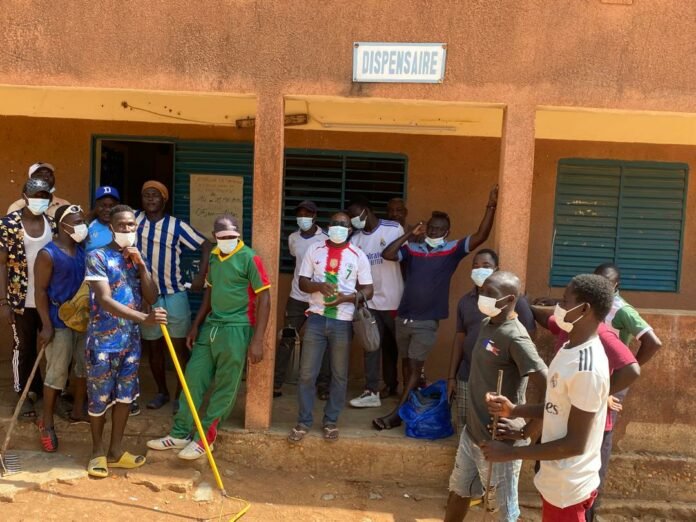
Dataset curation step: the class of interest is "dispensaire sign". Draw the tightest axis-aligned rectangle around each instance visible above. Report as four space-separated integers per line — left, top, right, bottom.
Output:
353 42 447 83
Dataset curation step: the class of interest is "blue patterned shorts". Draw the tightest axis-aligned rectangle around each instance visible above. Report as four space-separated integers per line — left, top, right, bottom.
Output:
86 334 141 417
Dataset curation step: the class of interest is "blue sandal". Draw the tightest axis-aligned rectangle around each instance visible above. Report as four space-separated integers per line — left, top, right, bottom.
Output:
146 393 170 410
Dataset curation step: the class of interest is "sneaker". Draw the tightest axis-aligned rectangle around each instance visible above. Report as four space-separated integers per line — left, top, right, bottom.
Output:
178 439 213 461
349 390 381 408
147 434 192 451
37 419 58 453
129 401 141 417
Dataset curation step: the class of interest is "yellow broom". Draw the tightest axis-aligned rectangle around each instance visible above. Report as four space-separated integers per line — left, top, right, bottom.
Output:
160 324 250 521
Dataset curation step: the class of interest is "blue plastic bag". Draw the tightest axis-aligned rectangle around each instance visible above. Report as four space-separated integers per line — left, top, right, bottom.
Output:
398 379 454 440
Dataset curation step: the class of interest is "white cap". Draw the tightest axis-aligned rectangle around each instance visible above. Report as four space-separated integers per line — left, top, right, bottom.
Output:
28 162 55 178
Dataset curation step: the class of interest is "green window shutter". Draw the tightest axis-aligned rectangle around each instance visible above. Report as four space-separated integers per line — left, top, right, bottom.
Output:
281 150 407 273
550 159 688 292
173 140 254 311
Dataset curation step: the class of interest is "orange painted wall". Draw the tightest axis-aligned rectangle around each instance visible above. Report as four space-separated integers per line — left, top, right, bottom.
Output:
527 139 696 310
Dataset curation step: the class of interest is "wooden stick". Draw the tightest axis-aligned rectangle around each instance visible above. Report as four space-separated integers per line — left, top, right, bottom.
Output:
483 369 504 516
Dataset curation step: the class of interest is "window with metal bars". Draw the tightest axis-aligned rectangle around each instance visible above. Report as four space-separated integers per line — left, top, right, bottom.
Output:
550 158 688 292
280 149 408 272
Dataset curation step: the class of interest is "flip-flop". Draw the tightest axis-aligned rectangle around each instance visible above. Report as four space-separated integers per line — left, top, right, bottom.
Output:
323 424 339 442
87 456 109 478
108 451 146 469
20 399 36 419
372 415 403 431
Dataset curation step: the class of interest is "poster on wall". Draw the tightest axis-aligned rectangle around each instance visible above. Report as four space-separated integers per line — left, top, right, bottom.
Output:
190 174 244 240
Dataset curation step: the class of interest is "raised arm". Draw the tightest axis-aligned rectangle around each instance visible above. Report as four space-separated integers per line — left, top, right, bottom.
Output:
468 185 498 251
530 304 554 330
122 246 158 305
382 222 425 261
34 250 55 347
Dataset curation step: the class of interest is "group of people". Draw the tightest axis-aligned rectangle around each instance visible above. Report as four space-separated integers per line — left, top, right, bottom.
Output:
0 162 663 520
271 189 662 521
0 163 270 477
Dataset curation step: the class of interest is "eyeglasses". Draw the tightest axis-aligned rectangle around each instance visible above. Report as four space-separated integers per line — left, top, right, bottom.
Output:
59 204 83 224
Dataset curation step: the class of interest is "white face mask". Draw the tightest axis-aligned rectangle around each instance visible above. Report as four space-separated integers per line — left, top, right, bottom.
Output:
424 236 445 248
477 294 512 317
471 267 495 287
113 231 136 248
26 198 50 215
65 223 88 243
328 226 349 244
553 303 587 333
217 238 239 254
350 210 367 230
296 217 314 231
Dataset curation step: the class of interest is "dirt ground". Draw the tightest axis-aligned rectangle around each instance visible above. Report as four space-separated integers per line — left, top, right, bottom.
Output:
1 442 537 522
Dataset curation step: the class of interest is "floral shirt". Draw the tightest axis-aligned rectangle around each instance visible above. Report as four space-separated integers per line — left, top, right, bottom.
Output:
0 211 56 314
85 247 144 353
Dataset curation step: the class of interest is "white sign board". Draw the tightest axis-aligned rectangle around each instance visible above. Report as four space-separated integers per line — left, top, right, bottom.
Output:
353 42 447 83
189 174 244 241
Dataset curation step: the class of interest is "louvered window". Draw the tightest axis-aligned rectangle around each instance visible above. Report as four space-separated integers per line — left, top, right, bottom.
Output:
550 159 688 292
281 150 408 272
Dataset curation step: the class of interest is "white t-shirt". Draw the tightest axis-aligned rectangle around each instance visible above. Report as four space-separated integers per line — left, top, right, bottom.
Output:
350 220 404 311
23 217 53 308
534 336 610 509
298 240 373 321
288 227 327 302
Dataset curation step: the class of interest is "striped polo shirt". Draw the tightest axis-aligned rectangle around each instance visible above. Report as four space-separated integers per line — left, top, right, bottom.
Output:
135 211 207 295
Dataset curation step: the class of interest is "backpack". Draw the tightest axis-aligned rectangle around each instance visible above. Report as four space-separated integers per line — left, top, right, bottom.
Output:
58 282 90 333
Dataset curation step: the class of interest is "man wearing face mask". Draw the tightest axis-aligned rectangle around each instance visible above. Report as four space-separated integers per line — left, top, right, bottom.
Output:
136 180 211 413
374 185 498 431
287 212 373 443
84 204 163 477
0 178 56 419
273 200 329 398
87 186 121 252
482 275 614 522
148 215 271 460
34 205 89 451
7 163 70 218
347 196 404 406
447 249 536 430
445 271 547 522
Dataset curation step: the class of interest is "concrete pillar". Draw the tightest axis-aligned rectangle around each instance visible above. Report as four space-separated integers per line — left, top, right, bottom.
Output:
495 105 536 285
245 93 284 430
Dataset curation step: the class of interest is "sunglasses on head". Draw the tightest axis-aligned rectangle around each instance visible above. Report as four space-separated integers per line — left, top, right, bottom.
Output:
59 205 83 224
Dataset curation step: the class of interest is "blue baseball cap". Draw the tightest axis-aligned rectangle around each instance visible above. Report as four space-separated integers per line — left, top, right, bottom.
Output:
95 186 120 201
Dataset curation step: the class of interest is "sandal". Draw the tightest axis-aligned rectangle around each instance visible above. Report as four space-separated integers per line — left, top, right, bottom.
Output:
20 399 36 419
372 415 403 431
287 424 309 443
323 424 339 442
87 456 109 478
146 393 170 410
37 420 58 452
108 451 146 469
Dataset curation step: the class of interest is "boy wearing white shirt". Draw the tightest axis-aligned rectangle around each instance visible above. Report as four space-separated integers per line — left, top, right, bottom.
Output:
273 200 329 397
482 274 612 522
347 197 404 407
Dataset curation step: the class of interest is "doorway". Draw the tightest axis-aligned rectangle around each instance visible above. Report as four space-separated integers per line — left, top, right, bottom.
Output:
95 139 175 211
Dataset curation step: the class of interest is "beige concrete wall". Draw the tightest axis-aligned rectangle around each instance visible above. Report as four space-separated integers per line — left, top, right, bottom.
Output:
1 2 695 113
528 139 696 310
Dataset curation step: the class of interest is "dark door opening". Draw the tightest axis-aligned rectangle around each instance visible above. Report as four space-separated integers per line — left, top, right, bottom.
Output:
98 140 175 211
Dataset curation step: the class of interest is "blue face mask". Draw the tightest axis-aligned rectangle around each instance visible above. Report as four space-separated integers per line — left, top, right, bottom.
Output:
297 217 314 231
471 267 495 287
26 197 50 216
328 226 349 244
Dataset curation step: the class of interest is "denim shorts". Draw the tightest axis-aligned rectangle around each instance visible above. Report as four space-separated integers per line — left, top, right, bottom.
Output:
44 328 86 390
448 429 524 522
141 290 192 340
86 334 141 416
395 317 439 361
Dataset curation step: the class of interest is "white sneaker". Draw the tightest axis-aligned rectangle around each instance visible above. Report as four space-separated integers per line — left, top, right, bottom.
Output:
349 390 381 408
146 434 192 451
178 440 213 461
